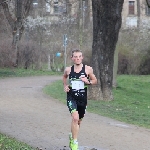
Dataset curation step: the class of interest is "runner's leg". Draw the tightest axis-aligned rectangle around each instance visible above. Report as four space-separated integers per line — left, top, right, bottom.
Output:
71 111 79 140
67 98 79 140
77 104 87 127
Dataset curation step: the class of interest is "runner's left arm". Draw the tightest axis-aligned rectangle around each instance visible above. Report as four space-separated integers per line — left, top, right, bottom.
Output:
88 67 97 85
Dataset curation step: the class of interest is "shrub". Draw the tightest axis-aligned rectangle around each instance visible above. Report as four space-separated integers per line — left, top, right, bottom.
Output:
139 48 150 75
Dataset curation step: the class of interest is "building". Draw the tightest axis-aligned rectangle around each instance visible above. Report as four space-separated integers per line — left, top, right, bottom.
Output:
32 0 150 29
122 0 150 29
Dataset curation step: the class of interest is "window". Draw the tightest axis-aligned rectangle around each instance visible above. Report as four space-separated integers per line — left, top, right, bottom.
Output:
129 1 135 15
53 0 67 14
62 1 67 13
146 6 150 16
58 6 66 13
54 1 58 5
46 0 51 12
146 0 150 7
33 0 38 6
54 0 59 13
54 6 59 13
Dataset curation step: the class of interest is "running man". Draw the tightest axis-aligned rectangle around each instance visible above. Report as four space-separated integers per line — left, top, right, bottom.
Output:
63 49 97 150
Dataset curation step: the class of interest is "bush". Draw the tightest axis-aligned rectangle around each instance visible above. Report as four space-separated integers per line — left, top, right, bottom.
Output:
117 28 150 75
0 39 14 67
139 48 150 75
117 43 143 75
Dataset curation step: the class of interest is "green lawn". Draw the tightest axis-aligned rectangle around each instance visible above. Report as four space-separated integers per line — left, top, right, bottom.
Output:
43 75 150 128
0 68 61 78
0 133 36 150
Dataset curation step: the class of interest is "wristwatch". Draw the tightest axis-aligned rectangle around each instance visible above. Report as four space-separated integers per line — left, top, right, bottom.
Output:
89 80 92 85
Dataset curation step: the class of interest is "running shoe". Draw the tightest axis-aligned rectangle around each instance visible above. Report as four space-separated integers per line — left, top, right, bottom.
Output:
70 141 79 150
69 133 73 148
69 134 79 150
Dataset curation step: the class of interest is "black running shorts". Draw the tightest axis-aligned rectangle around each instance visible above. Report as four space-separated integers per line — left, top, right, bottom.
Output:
67 96 87 119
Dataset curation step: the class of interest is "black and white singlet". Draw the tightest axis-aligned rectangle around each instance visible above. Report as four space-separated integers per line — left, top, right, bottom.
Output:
67 64 88 106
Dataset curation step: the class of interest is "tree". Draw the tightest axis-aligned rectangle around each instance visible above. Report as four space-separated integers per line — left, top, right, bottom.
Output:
89 0 124 101
137 0 141 28
0 0 33 66
1 0 32 45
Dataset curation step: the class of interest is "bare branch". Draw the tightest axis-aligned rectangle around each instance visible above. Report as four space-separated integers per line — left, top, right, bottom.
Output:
1 0 16 29
0 0 10 5
23 0 33 18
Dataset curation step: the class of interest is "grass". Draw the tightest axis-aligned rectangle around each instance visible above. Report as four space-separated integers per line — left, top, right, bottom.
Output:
43 75 150 129
0 133 36 150
0 68 62 78
0 68 62 150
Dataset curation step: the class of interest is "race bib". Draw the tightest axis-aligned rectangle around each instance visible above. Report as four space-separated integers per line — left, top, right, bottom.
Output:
71 80 84 90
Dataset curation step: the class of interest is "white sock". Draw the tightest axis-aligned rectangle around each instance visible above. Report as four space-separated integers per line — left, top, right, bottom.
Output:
73 139 78 144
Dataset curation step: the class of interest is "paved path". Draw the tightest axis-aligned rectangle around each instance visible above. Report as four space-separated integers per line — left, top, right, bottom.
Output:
0 76 150 150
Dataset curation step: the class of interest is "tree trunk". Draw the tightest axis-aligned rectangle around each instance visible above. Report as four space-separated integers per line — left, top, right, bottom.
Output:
78 0 83 49
84 0 90 29
113 45 119 88
90 0 124 101
137 0 141 28
1 0 32 66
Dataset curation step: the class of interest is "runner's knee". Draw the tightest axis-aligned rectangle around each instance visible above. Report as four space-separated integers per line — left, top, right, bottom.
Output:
72 112 79 123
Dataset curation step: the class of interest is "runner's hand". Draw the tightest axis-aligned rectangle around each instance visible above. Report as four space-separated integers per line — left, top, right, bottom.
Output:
79 76 90 84
64 85 70 92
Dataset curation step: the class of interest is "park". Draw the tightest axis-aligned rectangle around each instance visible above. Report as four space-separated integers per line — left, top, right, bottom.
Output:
0 0 150 150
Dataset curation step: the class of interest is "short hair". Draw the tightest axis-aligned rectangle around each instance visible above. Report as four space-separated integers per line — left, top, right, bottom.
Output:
71 49 82 57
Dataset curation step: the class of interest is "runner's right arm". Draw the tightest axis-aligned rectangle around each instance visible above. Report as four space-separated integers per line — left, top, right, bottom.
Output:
63 67 70 92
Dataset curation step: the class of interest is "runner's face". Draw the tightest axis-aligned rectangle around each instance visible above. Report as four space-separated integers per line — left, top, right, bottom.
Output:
72 52 83 65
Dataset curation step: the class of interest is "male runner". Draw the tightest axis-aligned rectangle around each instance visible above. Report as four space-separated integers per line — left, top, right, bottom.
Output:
63 49 97 150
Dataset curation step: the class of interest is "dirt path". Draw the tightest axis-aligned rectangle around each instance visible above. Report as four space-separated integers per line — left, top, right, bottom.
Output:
0 76 150 150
